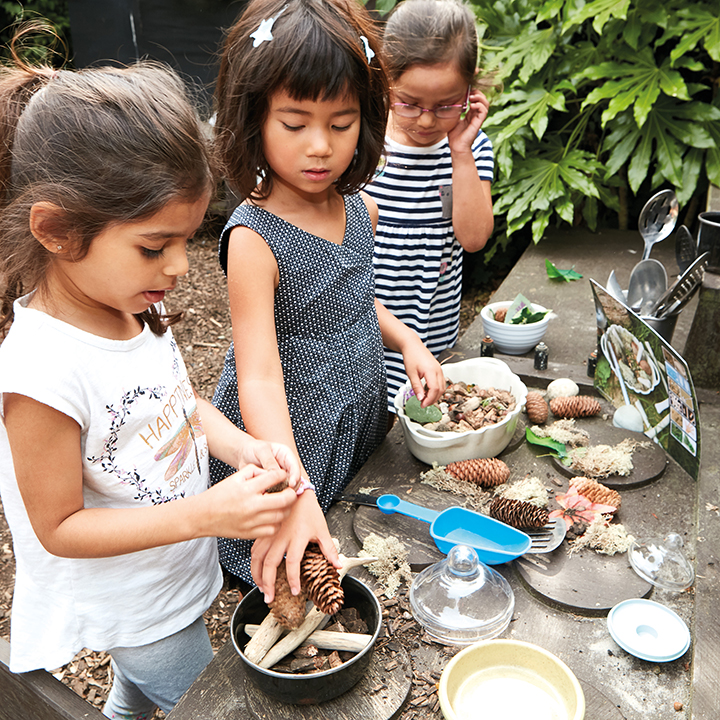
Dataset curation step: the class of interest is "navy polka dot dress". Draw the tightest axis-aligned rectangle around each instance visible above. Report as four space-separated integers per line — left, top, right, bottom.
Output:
210 193 388 583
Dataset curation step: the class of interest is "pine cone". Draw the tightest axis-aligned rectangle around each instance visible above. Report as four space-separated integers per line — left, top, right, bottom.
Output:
489 496 549 529
570 476 621 511
445 457 510 487
269 561 308 629
525 391 549 424
549 396 601 418
300 544 344 616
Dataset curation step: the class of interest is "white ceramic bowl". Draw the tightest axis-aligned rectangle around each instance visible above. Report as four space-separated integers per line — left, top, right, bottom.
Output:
439 639 585 720
393 357 527 465
481 301 551 355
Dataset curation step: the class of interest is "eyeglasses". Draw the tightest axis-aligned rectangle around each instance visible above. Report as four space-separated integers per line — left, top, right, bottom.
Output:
392 86 470 120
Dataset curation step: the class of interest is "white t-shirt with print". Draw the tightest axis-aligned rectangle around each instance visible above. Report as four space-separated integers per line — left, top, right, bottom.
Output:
0 295 222 672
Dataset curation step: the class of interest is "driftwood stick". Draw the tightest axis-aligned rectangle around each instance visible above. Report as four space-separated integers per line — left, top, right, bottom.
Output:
243 614 284 665
256 554 378 670
245 624 372 653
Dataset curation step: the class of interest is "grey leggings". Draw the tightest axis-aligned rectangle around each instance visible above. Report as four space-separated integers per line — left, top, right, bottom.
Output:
102 615 213 719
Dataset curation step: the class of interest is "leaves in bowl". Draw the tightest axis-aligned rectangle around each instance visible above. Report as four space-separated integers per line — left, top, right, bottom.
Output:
505 293 551 325
404 395 442 424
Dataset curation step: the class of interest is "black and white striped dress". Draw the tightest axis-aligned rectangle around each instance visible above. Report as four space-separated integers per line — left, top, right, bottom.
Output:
365 131 494 409
210 194 388 583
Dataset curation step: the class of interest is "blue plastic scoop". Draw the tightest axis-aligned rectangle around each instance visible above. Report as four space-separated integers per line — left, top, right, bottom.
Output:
376 494 531 565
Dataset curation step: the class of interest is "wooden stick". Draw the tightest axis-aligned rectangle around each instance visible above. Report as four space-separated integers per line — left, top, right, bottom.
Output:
257 554 377 670
244 625 372 653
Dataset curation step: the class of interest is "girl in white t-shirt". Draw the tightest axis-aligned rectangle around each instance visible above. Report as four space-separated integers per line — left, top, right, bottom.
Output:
0 34 301 720
365 0 495 410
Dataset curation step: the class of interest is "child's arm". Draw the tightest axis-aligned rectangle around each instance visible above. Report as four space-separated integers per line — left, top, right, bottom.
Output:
374 299 445 408
196 395 301 488
362 192 445 408
447 89 494 253
3 392 299 559
224 224 341 601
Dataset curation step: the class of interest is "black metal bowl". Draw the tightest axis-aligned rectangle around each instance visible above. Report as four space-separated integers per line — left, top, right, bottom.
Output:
230 575 382 705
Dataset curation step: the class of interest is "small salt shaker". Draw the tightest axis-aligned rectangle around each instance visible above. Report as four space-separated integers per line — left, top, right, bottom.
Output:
480 336 494 357
534 341 548 370
587 349 598 377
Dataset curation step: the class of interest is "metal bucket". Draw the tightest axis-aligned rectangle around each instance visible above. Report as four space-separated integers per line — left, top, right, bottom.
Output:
698 211 720 273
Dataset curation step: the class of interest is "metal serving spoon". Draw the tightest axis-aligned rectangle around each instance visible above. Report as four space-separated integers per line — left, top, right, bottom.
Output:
639 189 679 260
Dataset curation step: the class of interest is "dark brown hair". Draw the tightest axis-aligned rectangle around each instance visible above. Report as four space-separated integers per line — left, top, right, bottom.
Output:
215 0 389 201
383 0 479 85
0 27 215 336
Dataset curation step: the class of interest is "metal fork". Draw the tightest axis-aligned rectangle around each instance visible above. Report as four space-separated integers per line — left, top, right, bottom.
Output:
523 518 566 554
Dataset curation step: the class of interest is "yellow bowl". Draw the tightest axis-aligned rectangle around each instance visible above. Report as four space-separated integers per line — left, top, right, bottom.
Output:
439 639 585 720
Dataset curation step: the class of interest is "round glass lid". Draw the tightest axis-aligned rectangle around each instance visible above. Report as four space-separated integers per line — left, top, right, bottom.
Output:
409 544 514 645
627 533 694 591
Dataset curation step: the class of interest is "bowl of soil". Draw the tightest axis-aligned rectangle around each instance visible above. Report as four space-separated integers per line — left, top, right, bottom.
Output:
481 300 551 355
393 357 527 464
231 576 382 704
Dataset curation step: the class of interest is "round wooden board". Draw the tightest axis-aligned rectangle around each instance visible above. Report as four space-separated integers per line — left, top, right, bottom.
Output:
244 641 413 720
550 425 667 489
514 546 652 613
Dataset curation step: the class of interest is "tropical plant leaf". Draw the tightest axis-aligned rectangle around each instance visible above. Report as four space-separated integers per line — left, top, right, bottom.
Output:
545 259 583 281
525 428 567 458
563 0 630 35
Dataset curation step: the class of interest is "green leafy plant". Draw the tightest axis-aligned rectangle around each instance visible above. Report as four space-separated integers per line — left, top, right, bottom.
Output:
475 0 720 250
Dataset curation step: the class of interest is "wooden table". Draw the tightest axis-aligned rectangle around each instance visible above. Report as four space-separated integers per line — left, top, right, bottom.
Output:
168 229 720 720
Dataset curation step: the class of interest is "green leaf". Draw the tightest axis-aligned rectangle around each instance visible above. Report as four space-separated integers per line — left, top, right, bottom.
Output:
545 259 583 281
403 396 442 424
525 428 567 458
563 0 630 35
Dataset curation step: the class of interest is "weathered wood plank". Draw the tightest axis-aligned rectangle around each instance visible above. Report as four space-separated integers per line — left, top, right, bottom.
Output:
0 638 104 720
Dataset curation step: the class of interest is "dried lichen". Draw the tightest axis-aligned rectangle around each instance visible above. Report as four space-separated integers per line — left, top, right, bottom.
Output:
531 418 590 447
568 517 635 555
359 533 413 598
567 438 645 478
494 475 550 508
420 464 492 513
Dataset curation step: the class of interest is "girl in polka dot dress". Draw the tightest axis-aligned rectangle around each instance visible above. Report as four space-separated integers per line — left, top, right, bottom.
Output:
211 0 445 600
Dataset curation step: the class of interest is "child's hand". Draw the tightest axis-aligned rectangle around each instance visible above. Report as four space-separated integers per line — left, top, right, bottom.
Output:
250 491 341 603
236 437 302 490
203 465 297 539
402 339 445 408
447 90 490 155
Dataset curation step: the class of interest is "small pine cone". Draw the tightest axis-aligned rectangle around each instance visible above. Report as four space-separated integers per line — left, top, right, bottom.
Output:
489 496 549 529
570 476 621 511
269 561 308 629
300 543 344 616
525 391 549 424
445 457 510 487
549 395 601 418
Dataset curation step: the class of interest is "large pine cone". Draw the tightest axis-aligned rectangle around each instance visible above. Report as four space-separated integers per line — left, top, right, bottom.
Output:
300 544 344 616
570 477 621 511
489 496 549 529
445 457 510 487
525 391 549 424
549 396 601 418
269 561 308 629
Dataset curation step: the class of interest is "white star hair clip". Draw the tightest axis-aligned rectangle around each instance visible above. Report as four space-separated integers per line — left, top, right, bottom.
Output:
250 4 289 48
360 35 375 64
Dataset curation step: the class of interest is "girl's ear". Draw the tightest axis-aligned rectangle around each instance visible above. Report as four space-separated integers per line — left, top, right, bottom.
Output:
29 201 71 254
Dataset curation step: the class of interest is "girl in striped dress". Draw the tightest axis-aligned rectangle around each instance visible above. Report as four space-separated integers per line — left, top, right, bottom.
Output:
365 0 495 410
